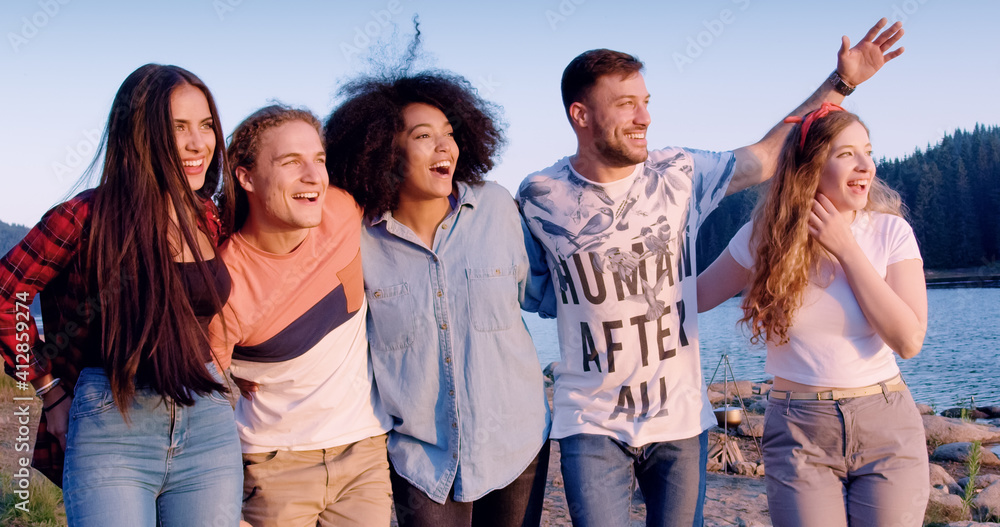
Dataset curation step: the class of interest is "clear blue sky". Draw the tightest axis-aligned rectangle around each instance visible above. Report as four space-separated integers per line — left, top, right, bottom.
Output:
1 0 997 226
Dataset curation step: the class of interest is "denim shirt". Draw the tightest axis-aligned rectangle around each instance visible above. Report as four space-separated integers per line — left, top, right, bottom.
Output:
362 181 552 503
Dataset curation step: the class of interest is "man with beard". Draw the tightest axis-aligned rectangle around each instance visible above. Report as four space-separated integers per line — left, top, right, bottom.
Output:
516 19 904 527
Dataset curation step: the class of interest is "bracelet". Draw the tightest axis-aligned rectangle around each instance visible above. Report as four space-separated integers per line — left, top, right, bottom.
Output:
827 70 856 96
43 391 70 412
35 377 61 397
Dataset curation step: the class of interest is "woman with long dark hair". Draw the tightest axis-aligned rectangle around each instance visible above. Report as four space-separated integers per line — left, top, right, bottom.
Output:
324 72 552 527
0 64 243 525
698 104 929 526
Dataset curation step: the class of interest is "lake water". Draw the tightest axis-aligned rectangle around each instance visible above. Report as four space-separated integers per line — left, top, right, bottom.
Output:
523 287 1000 410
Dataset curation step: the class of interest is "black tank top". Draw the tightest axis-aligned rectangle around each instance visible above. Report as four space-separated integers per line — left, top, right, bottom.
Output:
178 257 232 321
178 258 232 361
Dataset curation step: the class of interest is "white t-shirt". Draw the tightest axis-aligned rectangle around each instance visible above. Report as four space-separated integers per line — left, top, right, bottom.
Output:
518 147 735 446
728 211 922 387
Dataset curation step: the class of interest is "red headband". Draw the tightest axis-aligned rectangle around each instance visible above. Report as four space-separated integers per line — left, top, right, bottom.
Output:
784 101 846 151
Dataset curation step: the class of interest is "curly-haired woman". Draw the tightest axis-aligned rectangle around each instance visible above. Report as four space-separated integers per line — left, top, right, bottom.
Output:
324 72 552 527
697 104 929 526
0 64 243 525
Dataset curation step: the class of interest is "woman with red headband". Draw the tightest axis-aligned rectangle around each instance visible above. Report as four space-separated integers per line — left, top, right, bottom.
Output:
697 104 929 526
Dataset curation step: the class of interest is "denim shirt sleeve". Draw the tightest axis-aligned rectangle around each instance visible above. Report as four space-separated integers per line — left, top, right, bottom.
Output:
520 213 556 318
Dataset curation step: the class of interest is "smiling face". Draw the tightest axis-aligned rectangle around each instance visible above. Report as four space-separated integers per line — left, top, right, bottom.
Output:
817 121 875 216
581 73 651 167
236 120 328 241
396 102 458 204
170 83 217 191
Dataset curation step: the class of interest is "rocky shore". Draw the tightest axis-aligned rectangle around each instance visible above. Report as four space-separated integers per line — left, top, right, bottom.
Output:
533 378 1000 526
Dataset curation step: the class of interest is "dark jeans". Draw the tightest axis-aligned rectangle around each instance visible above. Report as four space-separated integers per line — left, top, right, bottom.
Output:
390 441 550 527
557 431 708 527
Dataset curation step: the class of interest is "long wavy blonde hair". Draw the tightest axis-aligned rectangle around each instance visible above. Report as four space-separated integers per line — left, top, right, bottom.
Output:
741 110 904 345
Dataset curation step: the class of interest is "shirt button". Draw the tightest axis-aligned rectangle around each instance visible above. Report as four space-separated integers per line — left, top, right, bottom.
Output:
453 453 458 459
452 422 458 429
433 256 439 263
449 390 455 396
436 290 443 297
441 224 448 229
373 291 381 298
444 356 452 364
495 268 501 275
440 323 448 330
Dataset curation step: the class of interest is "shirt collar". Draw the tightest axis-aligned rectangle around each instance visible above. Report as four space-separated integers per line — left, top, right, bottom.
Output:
368 181 479 227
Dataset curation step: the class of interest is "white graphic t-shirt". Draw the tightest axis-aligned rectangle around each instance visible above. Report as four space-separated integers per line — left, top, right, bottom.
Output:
517 147 735 445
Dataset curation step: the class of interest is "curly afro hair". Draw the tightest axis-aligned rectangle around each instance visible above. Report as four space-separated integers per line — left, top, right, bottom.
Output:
324 71 505 219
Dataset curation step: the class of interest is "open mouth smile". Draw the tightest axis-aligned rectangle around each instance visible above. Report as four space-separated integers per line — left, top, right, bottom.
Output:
291 192 320 203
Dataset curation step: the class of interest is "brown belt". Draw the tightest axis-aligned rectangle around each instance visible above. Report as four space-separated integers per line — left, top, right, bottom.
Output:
767 375 906 401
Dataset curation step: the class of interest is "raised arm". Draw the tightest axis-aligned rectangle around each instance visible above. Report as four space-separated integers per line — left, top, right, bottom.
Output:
728 18 905 195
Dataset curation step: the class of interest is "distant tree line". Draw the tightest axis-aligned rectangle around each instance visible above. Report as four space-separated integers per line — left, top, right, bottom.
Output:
0 220 29 257
697 124 1000 271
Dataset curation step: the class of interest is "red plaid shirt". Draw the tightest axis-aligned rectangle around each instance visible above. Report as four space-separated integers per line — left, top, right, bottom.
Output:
0 189 223 385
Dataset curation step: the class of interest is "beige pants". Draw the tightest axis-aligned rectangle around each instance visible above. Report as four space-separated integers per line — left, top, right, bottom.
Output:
763 389 929 527
241 434 392 527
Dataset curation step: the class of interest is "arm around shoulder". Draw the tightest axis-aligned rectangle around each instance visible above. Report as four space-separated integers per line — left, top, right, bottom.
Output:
697 248 751 313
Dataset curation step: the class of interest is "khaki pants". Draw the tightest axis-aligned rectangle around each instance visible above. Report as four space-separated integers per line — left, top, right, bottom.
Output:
241 434 392 527
763 389 929 527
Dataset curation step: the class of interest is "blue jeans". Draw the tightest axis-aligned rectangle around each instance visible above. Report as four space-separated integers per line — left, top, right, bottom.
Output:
63 367 244 526
558 431 707 527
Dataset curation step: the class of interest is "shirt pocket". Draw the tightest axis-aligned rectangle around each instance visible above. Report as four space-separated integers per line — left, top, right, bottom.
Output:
366 282 416 351
466 266 519 332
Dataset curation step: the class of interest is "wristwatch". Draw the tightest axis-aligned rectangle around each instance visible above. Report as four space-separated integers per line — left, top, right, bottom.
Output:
827 70 856 96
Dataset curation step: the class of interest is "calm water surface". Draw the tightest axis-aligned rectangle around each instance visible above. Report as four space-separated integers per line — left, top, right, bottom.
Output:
524 288 1000 409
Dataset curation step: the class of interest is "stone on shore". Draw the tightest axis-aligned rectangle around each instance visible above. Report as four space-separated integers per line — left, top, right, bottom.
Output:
931 462 963 495
972 481 1000 521
922 414 1000 445
926 485 971 523
943 408 992 420
932 442 1000 466
958 474 1000 490
916 403 935 415
978 406 1000 419
747 397 769 415
737 415 765 438
707 381 755 399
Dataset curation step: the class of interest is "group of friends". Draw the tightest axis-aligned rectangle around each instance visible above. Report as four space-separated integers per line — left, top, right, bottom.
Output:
1 17 931 527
